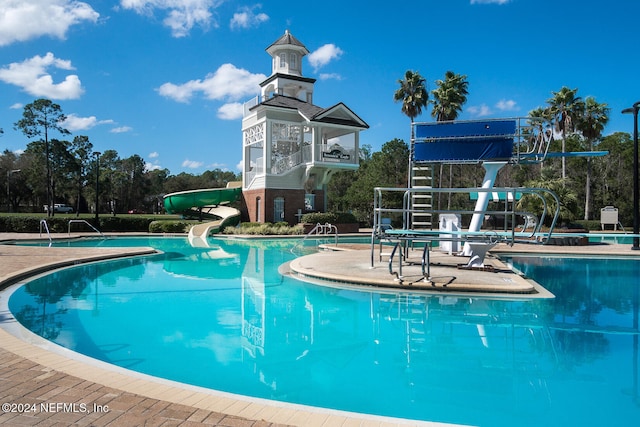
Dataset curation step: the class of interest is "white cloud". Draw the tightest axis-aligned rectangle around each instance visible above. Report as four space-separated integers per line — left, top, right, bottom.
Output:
236 160 243 171
470 0 510 4
158 63 265 104
10 103 23 109
110 126 133 133
119 0 221 37
145 162 162 171
319 73 342 81
496 99 518 112
308 44 343 71
217 102 243 120
467 104 493 117
230 5 269 29
0 0 99 46
63 114 114 131
207 162 228 170
182 159 204 169
0 52 84 100
149 151 159 158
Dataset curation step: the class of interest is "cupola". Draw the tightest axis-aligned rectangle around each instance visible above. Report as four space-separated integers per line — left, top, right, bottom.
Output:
265 29 309 77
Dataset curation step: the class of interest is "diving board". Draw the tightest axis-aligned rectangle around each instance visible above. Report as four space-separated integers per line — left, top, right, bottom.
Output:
414 119 517 163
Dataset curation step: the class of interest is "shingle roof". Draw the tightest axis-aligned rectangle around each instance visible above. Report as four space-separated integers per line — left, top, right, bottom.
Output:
266 30 309 54
259 95 323 119
256 95 369 129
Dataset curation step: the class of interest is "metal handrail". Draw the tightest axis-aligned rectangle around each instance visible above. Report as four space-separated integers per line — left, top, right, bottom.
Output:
39 219 52 247
291 222 338 255
371 186 561 266
68 219 105 238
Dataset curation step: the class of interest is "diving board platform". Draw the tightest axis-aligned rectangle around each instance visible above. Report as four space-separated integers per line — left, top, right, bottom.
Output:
412 117 608 164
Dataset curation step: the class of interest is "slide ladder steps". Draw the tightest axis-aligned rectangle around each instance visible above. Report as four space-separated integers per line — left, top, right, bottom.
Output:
410 164 433 229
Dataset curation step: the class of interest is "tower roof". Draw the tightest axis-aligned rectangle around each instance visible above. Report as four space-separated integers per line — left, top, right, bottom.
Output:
266 30 309 55
253 95 369 129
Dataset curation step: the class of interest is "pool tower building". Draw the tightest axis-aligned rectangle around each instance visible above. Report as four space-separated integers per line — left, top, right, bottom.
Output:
240 30 369 224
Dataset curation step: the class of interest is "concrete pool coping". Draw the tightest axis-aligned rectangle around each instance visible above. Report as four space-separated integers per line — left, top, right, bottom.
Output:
286 239 639 297
1 232 638 426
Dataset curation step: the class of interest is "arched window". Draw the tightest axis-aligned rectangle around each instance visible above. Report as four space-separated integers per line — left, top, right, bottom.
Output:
279 53 286 68
256 197 262 222
290 53 297 70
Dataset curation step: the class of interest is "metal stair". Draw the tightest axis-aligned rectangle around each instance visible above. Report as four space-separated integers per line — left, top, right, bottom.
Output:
410 164 433 229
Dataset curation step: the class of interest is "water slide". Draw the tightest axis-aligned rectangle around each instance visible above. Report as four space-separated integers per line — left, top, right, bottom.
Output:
163 185 242 247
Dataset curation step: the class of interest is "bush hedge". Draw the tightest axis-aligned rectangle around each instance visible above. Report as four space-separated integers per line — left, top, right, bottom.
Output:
222 222 303 235
148 220 192 233
300 212 357 224
0 215 182 233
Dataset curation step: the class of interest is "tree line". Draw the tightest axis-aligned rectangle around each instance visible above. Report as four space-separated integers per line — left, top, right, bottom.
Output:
1 99 239 216
329 71 635 227
2 74 636 227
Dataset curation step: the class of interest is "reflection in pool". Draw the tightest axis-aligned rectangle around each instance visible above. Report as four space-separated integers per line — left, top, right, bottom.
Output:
8 237 640 426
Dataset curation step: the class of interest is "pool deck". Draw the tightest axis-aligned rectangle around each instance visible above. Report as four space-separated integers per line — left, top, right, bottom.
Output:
288 238 638 297
1 232 638 427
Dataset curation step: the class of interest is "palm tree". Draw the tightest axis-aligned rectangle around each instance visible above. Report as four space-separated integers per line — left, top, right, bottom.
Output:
394 70 428 187
430 71 469 208
547 87 583 181
430 71 469 121
576 97 610 220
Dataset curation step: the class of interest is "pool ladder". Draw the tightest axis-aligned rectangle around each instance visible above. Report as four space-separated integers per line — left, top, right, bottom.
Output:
291 222 338 255
39 219 105 247
68 219 105 238
39 219 52 247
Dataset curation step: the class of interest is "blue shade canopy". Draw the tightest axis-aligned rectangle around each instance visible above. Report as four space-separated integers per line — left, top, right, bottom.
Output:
413 119 517 163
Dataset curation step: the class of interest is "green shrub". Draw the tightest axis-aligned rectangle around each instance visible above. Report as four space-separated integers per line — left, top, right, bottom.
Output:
300 212 357 224
222 222 303 235
334 212 357 224
567 220 600 231
0 214 188 233
99 216 154 232
300 212 337 224
148 220 191 233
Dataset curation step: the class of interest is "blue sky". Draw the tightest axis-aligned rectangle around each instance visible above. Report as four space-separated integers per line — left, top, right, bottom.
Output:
1 0 638 175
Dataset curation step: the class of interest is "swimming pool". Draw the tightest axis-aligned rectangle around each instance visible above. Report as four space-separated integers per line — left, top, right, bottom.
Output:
6 236 640 426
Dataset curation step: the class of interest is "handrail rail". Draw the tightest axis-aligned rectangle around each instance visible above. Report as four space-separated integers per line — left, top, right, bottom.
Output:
370 186 561 273
371 186 561 266
68 219 105 238
373 186 558 236
291 222 338 255
39 219 52 247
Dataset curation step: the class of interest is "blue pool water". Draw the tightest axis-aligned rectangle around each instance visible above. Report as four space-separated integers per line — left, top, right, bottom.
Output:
7 237 640 426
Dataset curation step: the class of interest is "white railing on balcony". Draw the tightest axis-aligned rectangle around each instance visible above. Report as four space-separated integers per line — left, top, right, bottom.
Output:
243 96 262 117
245 157 264 186
271 151 302 175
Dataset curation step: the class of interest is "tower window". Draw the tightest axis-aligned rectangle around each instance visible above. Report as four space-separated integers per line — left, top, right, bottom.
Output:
279 53 286 68
290 53 297 69
256 197 262 222
274 197 285 222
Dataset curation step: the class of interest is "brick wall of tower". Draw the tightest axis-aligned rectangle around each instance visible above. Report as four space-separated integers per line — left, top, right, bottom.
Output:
241 188 325 225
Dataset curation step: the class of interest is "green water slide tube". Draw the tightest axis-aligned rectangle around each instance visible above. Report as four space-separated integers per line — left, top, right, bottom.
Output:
163 187 242 214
